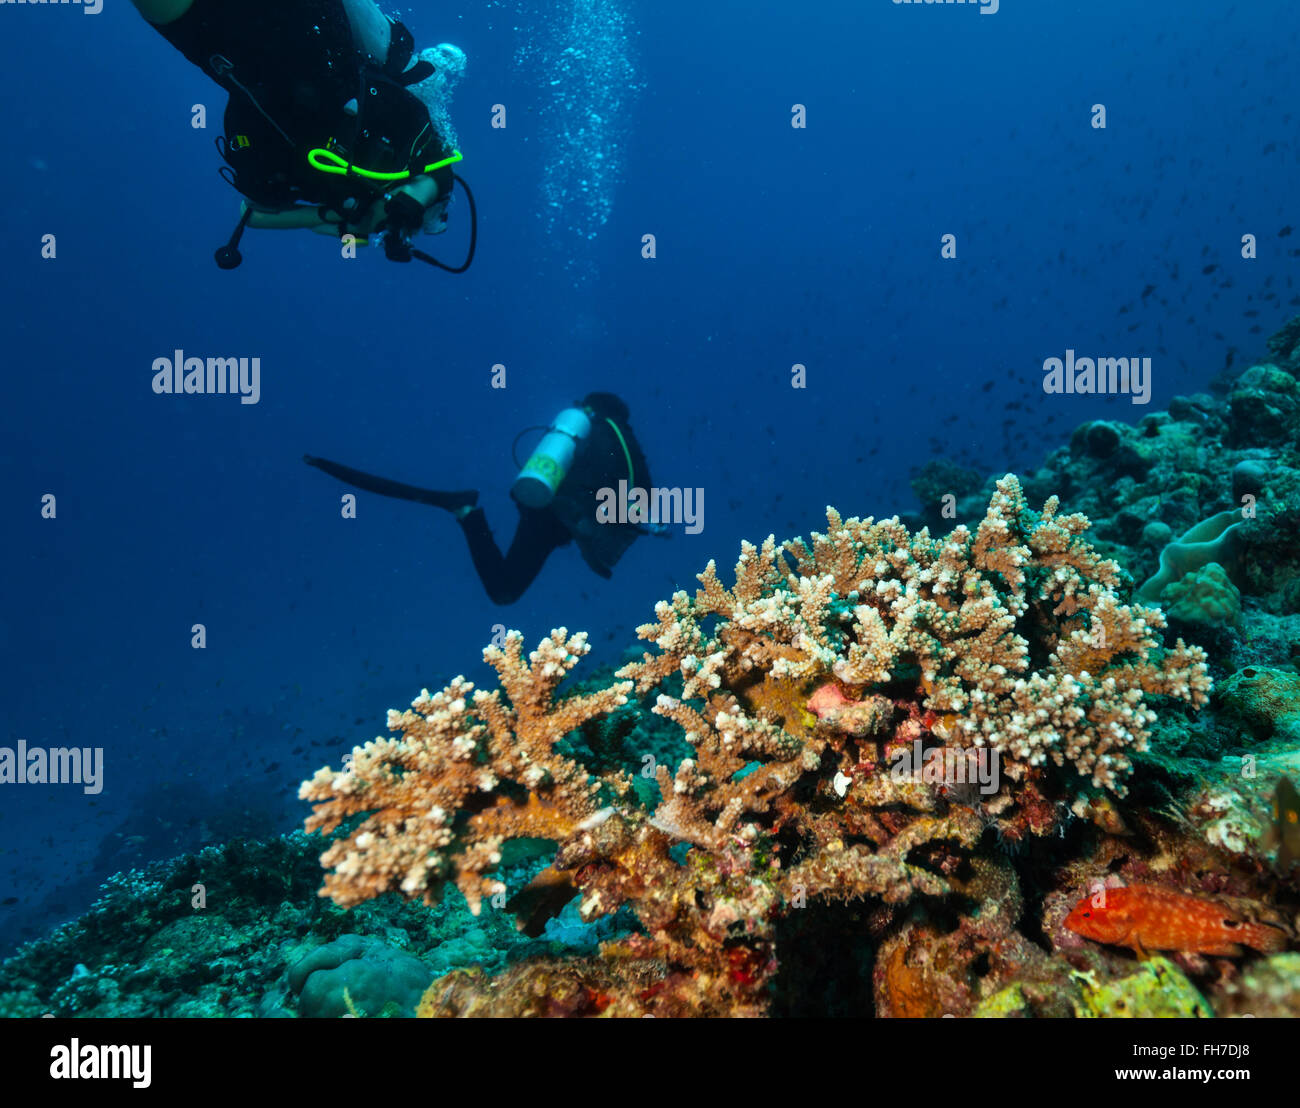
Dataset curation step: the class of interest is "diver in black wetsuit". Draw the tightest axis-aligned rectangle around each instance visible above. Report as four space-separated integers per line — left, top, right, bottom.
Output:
304 393 658 605
129 0 473 271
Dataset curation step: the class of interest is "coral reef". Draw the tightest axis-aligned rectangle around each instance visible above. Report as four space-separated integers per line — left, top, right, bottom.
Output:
299 476 1218 1016
1211 953 1300 1017
0 828 621 1017
15 320 1300 1019
906 333 1300 631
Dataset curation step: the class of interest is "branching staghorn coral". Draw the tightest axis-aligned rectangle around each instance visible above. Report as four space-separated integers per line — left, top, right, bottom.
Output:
300 628 631 914
301 475 1212 1016
626 474 1209 797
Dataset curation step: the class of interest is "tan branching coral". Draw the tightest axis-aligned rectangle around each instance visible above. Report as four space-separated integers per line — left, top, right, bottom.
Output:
621 473 1210 796
302 475 1214 1017
300 628 631 913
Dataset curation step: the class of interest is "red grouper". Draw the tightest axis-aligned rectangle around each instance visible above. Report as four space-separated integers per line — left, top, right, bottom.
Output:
1064 884 1289 957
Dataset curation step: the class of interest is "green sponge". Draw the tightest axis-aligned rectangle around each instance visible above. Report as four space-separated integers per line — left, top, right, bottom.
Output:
1074 957 1212 1018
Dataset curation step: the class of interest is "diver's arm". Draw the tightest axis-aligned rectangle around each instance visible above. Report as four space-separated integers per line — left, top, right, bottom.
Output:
130 0 195 23
242 206 372 242
243 175 441 236
395 176 440 210
349 176 440 235
245 207 334 232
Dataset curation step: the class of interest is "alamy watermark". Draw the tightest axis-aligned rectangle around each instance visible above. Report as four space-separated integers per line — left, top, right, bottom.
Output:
890 738 1000 795
893 0 999 14
596 480 704 534
1 741 103 794
4 0 102 13
50 1039 150 1088
152 350 261 405
1042 349 1151 405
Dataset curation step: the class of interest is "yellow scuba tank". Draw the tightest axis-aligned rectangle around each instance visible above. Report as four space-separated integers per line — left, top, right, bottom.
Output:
511 408 593 509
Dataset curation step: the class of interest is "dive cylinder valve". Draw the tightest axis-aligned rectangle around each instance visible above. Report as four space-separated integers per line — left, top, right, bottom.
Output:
511 408 592 509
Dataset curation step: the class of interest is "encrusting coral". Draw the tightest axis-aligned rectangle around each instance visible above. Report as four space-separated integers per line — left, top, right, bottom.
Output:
300 475 1213 1016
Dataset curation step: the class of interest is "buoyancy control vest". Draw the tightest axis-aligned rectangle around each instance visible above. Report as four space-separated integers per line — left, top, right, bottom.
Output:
161 0 454 223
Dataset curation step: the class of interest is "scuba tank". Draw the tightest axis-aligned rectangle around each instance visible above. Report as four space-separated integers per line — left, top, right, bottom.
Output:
511 408 592 509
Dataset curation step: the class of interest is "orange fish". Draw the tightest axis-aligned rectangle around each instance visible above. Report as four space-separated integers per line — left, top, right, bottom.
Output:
1064 884 1288 957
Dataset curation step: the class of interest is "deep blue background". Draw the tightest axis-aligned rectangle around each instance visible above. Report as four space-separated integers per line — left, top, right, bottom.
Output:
1 0 1297 952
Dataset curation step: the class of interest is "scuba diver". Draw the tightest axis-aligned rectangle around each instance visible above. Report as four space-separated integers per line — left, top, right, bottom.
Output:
304 394 659 605
130 0 474 272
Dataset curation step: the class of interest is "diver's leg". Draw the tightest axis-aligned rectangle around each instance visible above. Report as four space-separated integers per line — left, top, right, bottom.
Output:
130 0 195 23
458 508 570 605
303 456 477 512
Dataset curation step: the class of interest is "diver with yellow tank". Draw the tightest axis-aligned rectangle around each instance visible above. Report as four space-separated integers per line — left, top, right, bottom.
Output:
130 0 474 271
304 394 660 605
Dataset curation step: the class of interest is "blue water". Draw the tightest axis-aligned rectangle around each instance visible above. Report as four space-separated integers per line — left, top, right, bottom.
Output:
1 0 1296 953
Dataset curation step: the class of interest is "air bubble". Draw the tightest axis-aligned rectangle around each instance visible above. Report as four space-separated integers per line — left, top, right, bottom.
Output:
510 0 645 280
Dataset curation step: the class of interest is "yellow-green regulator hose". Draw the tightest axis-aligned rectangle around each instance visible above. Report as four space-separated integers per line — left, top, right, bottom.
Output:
307 148 463 182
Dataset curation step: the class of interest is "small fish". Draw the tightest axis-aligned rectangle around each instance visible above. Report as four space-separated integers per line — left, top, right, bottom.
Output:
506 866 578 938
1267 776 1300 874
1064 885 1288 957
